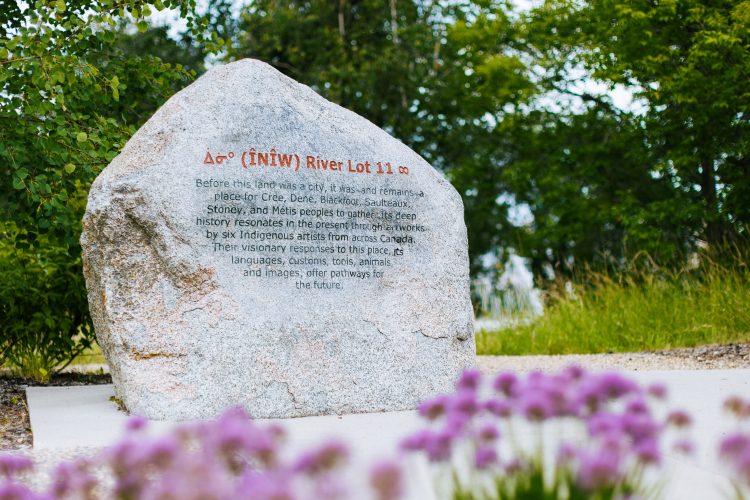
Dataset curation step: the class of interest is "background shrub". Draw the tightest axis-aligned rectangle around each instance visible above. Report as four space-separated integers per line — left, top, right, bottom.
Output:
0 1 205 378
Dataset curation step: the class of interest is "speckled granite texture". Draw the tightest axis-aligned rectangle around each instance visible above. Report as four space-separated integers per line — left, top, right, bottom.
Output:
80 59 475 420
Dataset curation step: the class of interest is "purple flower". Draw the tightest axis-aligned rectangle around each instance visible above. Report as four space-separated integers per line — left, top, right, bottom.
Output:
50 458 96 498
443 411 470 437
311 474 349 500
293 441 349 476
417 395 449 421
0 455 33 478
724 396 750 419
673 439 695 455
720 433 750 488
647 383 668 400
399 370 675 497
265 423 286 441
576 373 640 414
576 448 622 491
596 373 639 400
493 372 519 397
208 407 259 455
400 430 432 452
519 393 552 422
538 378 577 417
246 430 279 467
666 410 692 428
634 439 661 464
720 433 750 460
586 412 625 439
424 430 454 462
0 371 687 500
622 413 661 444
625 398 649 415
563 365 585 381
234 470 294 500
456 369 482 392
142 437 180 469
369 460 403 500
474 446 498 469
484 399 512 418
125 415 148 432
557 443 577 463
476 423 500 443
449 390 480 417
0 481 39 500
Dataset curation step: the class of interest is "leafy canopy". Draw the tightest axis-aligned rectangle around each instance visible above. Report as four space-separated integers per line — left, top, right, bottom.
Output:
0 0 206 378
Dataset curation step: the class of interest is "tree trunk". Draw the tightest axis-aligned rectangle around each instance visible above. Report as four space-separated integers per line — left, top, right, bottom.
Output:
337 0 347 106
338 0 346 37
389 0 400 44
700 156 723 245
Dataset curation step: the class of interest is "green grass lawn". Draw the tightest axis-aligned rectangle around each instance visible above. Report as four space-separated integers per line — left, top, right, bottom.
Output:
477 260 750 355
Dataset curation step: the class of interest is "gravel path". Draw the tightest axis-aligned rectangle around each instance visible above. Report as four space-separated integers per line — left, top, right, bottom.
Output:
478 343 750 374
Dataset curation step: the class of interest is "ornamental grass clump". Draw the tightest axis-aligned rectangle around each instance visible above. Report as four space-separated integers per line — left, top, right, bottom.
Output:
401 368 694 499
0 407 402 500
719 396 750 499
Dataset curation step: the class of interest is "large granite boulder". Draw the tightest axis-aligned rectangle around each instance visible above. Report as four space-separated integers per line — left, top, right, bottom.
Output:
81 59 475 420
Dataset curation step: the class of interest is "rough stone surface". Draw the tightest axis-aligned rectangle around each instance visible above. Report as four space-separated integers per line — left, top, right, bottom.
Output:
80 59 475 420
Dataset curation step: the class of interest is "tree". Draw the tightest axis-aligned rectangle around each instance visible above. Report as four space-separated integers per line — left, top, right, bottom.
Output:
519 0 750 255
451 0 750 278
0 0 203 378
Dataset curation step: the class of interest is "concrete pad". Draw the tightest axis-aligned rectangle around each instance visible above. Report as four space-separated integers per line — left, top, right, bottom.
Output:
27 384 430 496
26 385 176 449
26 369 750 499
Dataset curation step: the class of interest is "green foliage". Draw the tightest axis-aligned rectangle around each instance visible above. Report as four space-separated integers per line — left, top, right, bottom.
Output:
476 253 750 355
500 0 750 275
0 223 92 381
0 0 204 379
457 107 700 277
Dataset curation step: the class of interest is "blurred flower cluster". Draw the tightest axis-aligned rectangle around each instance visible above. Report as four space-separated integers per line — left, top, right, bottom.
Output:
719 395 750 497
0 367 703 499
401 367 693 499
0 407 401 500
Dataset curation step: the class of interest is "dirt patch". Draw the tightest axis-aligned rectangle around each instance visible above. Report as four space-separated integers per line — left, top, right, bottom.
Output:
0 378 31 450
655 342 750 362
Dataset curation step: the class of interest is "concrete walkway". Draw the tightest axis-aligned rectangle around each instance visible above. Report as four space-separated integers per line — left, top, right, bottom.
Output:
26 369 750 499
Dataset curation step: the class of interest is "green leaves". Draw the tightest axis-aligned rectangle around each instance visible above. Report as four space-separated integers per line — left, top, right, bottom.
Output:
472 0 750 276
109 75 119 101
0 0 203 377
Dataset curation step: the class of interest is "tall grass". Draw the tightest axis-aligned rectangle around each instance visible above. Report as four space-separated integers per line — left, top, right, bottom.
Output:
477 251 750 355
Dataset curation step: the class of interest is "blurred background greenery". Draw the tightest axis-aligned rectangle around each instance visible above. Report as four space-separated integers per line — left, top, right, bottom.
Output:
1 0 748 379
